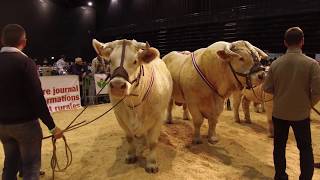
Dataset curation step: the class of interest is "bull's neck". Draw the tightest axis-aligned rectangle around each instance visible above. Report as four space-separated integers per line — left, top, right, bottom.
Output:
197 49 238 98
124 65 152 106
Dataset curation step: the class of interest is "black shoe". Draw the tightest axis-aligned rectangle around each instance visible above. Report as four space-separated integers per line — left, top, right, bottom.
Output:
18 170 45 177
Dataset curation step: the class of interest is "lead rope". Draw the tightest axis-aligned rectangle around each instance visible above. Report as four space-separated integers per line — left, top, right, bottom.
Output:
48 97 125 180
43 73 124 180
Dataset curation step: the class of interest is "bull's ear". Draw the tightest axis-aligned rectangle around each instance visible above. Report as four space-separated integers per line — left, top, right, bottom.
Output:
92 39 113 58
92 39 104 55
217 43 240 61
217 50 230 61
138 47 159 64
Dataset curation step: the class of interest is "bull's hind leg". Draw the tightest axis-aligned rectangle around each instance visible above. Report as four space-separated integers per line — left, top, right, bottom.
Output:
125 135 137 164
182 103 190 120
166 98 174 124
188 106 204 144
145 121 161 173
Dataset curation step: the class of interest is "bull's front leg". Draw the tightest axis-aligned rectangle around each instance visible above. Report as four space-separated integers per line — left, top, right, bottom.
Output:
232 91 242 123
242 97 252 123
182 103 190 120
253 102 260 113
145 122 161 173
166 98 174 124
125 135 137 164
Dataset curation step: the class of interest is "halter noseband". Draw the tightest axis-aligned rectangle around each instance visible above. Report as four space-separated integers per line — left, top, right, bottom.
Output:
110 40 144 86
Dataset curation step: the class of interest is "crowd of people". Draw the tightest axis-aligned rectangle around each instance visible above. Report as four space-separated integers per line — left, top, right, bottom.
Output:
36 54 110 77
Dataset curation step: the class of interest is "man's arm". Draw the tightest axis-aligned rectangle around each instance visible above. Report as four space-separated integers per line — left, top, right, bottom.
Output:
24 59 56 130
310 62 320 106
263 67 274 94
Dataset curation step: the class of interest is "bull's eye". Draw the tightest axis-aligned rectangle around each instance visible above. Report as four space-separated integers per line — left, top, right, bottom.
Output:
133 60 137 65
239 57 244 62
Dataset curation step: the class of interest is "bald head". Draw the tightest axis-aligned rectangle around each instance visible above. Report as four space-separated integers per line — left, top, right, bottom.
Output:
284 27 304 47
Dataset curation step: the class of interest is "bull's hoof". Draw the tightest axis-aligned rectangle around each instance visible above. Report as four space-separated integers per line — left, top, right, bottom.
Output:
244 120 252 124
125 155 137 164
145 164 159 173
208 136 219 144
235 119 241 124
192 138 203 144
166 120 173 124
183 115 190 120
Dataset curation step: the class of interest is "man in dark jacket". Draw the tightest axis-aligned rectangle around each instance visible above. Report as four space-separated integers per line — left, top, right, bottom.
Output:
0 24 63 180
263 27 320 180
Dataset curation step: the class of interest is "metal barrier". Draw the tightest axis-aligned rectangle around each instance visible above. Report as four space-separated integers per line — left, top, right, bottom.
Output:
81 75 109 106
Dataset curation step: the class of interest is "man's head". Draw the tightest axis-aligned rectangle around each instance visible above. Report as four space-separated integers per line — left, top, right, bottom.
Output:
75 57 83 65
1 24 26 50
284 27 304 48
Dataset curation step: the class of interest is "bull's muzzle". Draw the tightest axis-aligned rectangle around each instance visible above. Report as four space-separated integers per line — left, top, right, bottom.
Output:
109 78 128 97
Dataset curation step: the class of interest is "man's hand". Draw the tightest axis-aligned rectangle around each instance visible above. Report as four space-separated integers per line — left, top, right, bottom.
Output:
52 127 64 139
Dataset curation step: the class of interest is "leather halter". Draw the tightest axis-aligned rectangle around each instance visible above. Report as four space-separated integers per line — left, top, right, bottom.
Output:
108 40 154 108
228 44 265 89
110 40 143 86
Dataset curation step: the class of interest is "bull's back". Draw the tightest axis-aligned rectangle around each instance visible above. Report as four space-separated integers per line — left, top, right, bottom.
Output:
163 52 189 102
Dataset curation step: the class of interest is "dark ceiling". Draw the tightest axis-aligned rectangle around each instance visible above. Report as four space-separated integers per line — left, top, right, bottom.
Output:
50 0 96 8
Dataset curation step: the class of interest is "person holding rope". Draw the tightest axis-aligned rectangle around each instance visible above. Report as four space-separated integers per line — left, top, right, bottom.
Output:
0 24 63 180
263 27 320 180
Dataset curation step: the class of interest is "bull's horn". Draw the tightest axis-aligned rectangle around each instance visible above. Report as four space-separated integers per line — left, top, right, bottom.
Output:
243 41 268 60
225 43 240 57
253 46 268 60
146 41 150 49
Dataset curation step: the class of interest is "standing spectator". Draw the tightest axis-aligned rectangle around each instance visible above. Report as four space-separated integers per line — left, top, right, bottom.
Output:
69 57 89 78
91 55 109 74
55 54 68 75
0 24 63 180
263 27 320 180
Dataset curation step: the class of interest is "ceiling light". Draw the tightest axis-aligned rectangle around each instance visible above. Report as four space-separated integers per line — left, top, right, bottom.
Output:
88 1 93 6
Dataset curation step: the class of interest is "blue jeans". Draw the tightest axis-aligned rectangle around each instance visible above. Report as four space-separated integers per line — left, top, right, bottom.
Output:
0 120 43 180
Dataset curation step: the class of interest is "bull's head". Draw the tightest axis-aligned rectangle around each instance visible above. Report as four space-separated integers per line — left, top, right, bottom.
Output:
92 39 159 98
216 40 268 89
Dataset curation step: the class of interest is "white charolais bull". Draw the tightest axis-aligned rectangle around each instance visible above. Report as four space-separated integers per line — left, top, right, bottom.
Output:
164 40 268 144
232 85 274 137
92 39 173 173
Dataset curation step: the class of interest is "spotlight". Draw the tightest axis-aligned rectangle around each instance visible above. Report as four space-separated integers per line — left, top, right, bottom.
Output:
88 1 93 6
51 57 54 60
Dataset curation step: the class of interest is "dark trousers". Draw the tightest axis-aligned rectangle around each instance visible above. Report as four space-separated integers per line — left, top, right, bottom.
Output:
272 117 314 180
0 120 43 180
